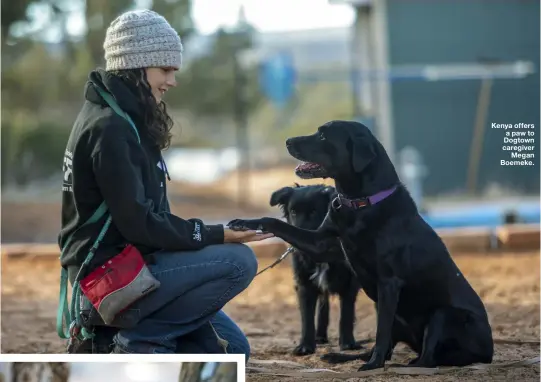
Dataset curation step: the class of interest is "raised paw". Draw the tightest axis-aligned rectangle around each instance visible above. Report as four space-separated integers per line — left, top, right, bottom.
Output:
226 219 263 231
292 343 316 356
340 340 365 351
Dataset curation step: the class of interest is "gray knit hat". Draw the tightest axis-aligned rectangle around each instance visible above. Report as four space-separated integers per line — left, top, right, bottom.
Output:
103 9 183 71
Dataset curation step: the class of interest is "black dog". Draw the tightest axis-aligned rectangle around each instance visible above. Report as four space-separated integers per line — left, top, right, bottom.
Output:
228 120 494 371
270 184 365 355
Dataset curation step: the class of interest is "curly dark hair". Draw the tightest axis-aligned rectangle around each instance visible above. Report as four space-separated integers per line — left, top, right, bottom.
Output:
110 68 174 150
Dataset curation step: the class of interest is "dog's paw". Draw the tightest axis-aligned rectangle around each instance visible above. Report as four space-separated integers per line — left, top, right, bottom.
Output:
358 361 384 372
358 350 373 362
320 352 345 364
226 219 263 231
406 357 436 368
292 344 316 356
315 336 329 345
320 352 360 364
340 340 365 351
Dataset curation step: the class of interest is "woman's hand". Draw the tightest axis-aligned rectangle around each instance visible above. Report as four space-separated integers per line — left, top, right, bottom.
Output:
223 228 274 243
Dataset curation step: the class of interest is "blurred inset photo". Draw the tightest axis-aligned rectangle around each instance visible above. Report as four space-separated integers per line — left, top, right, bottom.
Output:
0 361 239 382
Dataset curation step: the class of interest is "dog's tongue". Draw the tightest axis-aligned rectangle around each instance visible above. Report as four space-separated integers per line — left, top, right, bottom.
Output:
295 162 307 171
295 162 319 171
295 161 317 171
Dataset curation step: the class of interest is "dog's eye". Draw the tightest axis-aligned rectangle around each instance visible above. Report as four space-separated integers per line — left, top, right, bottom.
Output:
290 210 296 216
319 133 326 141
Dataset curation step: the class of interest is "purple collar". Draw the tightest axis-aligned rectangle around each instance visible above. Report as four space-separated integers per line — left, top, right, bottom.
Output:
331 185 398 211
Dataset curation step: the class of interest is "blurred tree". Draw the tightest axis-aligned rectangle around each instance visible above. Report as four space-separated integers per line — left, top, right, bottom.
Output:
208 363 237 381
85 0 133 67
178 362 205 381
170 9 263 117
151 0 195 41
178 362 236 382
11 362 70 382
0 0 33 42
1 0 58 67
1 0 69 49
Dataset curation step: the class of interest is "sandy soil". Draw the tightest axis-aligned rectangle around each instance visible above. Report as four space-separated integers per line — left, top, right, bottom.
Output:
1 250 539 381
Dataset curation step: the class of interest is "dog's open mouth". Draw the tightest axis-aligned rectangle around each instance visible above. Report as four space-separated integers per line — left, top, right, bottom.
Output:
295 161 328 179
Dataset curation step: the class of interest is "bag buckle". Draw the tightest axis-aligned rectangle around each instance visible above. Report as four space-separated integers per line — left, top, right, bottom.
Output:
69 321 81 339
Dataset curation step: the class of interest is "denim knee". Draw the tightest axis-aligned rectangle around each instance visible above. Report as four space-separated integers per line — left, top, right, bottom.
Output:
240 335 251 363
230 331 251 362
228 244 258 288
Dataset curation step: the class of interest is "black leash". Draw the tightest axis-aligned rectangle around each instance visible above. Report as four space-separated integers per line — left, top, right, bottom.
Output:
255 246 295 277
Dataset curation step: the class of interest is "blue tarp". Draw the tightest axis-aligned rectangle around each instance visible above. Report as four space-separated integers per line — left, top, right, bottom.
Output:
421 201 540 229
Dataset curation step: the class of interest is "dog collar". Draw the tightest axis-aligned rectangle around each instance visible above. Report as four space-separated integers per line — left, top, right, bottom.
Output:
331 185 398 211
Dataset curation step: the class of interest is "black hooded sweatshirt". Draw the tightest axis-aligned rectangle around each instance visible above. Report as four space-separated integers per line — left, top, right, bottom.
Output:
58 69 225 283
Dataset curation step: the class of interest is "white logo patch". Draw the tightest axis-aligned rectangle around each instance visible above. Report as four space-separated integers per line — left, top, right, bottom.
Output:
62 149 73 192
193 222 202 242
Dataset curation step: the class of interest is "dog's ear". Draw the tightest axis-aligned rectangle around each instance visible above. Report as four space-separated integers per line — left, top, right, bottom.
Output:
351 135 376 173
270 186 294 207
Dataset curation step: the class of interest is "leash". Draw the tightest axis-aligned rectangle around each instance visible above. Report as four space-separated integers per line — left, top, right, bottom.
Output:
255 246 295 277
209 321 230 354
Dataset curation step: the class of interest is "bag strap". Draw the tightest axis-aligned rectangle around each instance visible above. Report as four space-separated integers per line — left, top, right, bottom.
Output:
56 202 108 338
56 86 141 340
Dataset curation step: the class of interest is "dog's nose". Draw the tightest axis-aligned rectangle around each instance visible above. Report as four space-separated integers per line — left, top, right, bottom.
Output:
286 138 292 147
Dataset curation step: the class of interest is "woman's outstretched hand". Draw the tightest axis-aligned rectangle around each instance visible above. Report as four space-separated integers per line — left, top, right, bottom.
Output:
223 228 274 243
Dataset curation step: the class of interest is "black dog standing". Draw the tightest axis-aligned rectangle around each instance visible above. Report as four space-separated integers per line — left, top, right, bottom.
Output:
270 184 364 355
229 120 494 371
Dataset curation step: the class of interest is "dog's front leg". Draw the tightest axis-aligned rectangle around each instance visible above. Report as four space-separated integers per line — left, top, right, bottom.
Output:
293 284 319 355
359 277 403 371
228 217 336 256
338 289 363 350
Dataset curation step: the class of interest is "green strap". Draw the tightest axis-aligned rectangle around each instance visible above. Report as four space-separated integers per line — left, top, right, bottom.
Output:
56 201 108 339
96 87 141 143
56 87 141 341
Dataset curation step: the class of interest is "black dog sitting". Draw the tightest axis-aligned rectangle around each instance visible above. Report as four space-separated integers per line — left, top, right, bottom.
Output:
228 120 494 371
270 184 364 355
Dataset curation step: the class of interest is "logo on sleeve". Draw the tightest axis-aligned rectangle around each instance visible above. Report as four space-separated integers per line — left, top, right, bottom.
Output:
193 222 202 242
62 149 73 192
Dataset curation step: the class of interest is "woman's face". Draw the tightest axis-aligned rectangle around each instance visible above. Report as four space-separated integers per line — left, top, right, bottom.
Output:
145 67 178 103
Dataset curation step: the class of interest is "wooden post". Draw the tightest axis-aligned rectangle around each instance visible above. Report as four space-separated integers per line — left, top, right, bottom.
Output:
467 77 493 194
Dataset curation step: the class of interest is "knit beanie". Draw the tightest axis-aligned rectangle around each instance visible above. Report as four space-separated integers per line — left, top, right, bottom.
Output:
103 9 183 71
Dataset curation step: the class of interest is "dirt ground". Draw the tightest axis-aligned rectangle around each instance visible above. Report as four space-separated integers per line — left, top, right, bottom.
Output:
1 249 539 381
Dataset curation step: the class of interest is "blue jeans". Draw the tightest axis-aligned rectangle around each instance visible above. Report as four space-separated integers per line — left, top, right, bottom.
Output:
112 243 258 359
